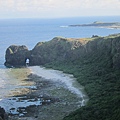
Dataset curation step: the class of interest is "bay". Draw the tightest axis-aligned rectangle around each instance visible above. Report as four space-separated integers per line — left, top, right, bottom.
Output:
0 16 120 117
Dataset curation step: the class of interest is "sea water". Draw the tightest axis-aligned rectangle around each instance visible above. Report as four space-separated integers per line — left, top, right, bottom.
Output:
0 16 120 65
0 16 120 113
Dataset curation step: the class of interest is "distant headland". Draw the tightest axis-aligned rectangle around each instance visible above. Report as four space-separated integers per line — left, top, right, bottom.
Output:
69 21 120 29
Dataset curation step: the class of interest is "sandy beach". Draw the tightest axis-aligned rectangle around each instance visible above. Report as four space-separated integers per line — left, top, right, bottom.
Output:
1 66 88 120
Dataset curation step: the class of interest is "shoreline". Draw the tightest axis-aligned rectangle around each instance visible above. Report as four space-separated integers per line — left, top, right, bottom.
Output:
69 22 120 29
69 25 120 29
1 66 88 120
29 66 88 105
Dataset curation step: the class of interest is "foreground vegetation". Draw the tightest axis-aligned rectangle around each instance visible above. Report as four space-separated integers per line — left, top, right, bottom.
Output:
44 34 120 120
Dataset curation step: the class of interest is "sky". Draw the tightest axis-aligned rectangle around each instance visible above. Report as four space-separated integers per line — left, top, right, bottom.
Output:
0 0 120 19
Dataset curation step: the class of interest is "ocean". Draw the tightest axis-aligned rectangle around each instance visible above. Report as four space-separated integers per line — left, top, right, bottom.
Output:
0 16 120 114
0 16 120 66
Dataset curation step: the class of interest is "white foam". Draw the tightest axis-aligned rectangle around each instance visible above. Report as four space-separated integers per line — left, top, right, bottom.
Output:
60 26 69 28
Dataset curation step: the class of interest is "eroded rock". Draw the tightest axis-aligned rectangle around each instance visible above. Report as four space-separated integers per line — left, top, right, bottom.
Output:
4 45 29 67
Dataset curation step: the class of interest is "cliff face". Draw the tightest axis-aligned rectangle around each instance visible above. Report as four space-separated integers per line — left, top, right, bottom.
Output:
4 34 120 69
84 34 120 69
29 37 88 65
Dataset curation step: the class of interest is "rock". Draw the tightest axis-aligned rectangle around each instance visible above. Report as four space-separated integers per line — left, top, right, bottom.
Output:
4 34 120 70
4 45 29 67
29 37 87 65
0 107 5 120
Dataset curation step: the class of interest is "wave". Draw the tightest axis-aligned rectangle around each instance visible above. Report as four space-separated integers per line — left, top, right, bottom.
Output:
60 25 69 28
0 69 7 88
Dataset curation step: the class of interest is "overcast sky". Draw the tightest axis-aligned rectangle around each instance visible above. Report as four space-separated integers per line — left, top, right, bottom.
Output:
0 0 120 18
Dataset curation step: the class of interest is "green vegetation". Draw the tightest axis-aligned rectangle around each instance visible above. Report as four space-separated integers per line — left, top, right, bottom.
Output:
44 34 120 120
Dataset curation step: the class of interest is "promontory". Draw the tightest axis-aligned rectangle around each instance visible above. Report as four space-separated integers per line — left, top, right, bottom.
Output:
69 21 120 29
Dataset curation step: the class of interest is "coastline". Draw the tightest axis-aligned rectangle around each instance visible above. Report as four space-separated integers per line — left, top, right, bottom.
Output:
2 66 88 120
69 22 120 29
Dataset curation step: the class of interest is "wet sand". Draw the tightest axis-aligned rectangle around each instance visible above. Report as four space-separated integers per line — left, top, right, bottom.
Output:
2 66 88 120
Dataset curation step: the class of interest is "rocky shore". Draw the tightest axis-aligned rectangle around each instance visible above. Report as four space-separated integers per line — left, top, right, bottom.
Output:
1 66 87 120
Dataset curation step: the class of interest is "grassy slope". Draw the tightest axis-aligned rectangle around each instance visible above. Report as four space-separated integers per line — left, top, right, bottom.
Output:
44 34 120 120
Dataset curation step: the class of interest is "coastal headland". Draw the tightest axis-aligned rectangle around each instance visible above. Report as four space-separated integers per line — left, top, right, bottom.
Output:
69 21 120 29
3 33 120 120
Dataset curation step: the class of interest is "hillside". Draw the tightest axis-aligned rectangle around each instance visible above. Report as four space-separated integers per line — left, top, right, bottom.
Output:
5 37 90 66
44 34 120 120
5 33 120 120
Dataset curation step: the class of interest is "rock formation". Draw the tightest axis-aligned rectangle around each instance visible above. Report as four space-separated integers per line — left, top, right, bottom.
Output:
29 37 87 65
4 34 120 69
4 45 29 67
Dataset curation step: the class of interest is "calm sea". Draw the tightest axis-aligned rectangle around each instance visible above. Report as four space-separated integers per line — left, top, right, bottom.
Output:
0 16 120 66
0 16 120 100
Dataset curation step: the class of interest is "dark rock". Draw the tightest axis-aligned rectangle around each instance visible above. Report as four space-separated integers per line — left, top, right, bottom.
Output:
92 35 99 38
4 45 29 67
0 107 5 120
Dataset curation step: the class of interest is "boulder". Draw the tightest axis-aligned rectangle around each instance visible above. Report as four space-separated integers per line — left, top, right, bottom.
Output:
4 45 29 67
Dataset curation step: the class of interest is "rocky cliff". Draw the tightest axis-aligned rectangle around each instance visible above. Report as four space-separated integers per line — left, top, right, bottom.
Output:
4 45 29 67
5 34 120 69
29 37 88 65
4 37 89 66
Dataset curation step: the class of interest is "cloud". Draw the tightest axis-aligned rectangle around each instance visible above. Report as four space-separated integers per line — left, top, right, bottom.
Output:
0 0 120 18
0 0 14 11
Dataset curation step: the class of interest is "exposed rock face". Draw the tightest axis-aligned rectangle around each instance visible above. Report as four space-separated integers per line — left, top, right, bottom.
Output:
86 34 120 69
4 45 29 67
29 37 87 65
